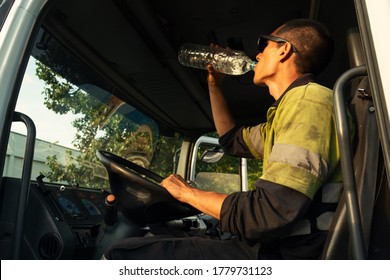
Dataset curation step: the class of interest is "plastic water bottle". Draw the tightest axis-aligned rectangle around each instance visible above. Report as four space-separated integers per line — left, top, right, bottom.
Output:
178 43 256 75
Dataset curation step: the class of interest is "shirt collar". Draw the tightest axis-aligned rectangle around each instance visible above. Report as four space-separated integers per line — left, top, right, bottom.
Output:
273 73 315 106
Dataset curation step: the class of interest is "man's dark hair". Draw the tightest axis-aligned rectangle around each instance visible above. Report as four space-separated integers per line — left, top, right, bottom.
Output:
276 18 334 75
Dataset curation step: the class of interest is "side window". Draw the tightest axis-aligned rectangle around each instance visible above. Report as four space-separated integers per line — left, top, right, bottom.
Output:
5 57 73 182
189 136 264 193
191 136 241 194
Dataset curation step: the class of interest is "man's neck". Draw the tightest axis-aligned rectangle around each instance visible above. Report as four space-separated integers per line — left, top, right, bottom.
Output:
267 71 302 100
270 73 315 105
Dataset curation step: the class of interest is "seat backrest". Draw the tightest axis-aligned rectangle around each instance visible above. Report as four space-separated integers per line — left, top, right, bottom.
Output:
321 28 381 259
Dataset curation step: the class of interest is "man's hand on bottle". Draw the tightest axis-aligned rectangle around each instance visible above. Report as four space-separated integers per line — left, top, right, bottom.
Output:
207 64 225 88
207 44 226 87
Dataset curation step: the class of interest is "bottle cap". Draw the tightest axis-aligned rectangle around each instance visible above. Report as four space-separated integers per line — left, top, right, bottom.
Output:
250 61 257 71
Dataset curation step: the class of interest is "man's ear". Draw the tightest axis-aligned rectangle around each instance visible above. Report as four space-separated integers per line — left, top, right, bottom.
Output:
278 43 293 62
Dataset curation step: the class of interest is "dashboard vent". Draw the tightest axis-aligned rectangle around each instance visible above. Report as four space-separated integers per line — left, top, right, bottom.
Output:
39 233 62 259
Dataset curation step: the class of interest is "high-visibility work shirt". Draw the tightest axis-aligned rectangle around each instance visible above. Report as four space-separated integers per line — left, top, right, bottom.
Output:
219 74 344 257
244 80 341 198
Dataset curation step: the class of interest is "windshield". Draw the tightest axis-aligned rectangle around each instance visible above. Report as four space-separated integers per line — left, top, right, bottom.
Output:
6 28 182 189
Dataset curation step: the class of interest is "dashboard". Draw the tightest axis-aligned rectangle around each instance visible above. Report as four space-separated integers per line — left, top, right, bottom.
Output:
51 187 105 219
22 180 109 259
1 176 222 260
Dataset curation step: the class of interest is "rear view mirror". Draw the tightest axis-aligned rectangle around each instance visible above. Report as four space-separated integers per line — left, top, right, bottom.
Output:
200 147 224 163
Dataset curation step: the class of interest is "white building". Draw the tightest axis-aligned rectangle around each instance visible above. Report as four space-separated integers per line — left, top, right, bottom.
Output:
3 131 79 181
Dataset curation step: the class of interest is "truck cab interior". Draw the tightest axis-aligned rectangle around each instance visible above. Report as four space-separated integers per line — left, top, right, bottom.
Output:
0 0 389 260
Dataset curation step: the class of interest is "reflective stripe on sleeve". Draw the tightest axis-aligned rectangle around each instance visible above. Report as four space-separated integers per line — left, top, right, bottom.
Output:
268 143 329 181
242 124 264 159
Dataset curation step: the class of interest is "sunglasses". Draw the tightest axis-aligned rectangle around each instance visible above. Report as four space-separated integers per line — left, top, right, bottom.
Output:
257 34 299 53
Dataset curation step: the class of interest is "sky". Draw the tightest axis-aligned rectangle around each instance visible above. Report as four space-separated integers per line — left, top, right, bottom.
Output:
11 57 78 149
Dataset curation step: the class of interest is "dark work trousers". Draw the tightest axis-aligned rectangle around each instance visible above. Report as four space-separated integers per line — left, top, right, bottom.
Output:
104 235 260 260
104 230 327 260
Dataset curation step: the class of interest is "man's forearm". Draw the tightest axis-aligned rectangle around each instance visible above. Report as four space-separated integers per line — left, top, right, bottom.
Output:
208 85 236 136
161 174 228 220
207 65 236 136
183 187 228 220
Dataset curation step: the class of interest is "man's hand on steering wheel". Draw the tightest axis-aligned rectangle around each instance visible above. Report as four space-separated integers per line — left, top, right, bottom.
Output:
161 174 195 203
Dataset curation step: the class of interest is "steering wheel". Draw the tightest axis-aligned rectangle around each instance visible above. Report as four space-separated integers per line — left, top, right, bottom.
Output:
96 150 199 226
